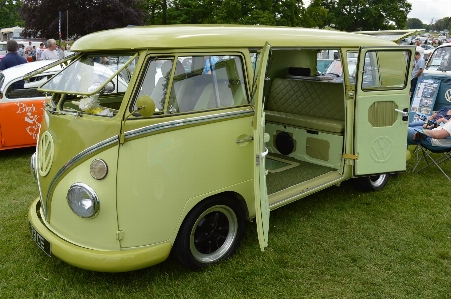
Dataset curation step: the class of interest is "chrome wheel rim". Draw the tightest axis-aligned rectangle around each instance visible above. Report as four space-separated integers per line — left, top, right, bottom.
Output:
189 205 238 263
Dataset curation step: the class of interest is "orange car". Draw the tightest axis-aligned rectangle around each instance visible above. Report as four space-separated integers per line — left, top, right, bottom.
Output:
0 60 61 150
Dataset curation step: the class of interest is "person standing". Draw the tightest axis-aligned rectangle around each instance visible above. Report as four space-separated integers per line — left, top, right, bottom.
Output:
41 39 59 60
57 46 65 59
18 44 25 57
25 41 33 61
31 46 37 61
0 40 27 89
36 43 44 61
410 51 425 103
0 40 27 71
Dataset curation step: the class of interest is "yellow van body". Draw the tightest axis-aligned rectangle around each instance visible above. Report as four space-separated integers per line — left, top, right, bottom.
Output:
28 25 414 272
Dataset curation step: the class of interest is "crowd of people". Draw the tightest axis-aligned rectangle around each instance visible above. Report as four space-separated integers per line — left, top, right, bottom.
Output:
3 38 71 64
0 39 72 71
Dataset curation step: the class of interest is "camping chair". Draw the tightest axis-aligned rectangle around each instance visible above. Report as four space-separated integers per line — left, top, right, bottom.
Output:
412 130 451 181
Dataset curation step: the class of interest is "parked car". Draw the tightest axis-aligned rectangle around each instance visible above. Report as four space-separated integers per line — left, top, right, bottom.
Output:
420 43 451 111
0 60 63 150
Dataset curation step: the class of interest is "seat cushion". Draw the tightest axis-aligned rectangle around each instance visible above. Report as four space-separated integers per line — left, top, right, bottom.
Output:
266 110 345 133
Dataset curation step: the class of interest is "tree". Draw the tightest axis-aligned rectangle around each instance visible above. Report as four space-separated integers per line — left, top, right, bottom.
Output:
0 0 24 29
321 0 412 32
20 0 146 39
433 17 450 32
406 18 424 29
303 0 328 28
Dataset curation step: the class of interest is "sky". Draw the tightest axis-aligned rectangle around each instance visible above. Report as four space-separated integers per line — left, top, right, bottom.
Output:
407 0 451 24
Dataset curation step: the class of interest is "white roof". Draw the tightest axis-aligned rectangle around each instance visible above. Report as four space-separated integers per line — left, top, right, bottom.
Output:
1 60 62 92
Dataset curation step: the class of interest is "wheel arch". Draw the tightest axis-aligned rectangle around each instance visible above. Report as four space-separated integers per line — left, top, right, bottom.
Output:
171 191 250 244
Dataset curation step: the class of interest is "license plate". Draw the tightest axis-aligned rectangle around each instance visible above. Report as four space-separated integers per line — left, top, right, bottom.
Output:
29 221 51 257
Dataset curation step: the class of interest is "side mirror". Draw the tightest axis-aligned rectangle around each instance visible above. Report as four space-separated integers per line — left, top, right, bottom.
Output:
136 95 156 117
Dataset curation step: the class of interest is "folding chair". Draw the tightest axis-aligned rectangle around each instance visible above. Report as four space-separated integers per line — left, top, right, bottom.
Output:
412 130 451 180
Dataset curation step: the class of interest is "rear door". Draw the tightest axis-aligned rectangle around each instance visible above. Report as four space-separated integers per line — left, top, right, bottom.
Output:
354 47 413 175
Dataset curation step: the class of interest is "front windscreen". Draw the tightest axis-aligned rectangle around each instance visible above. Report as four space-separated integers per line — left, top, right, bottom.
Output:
39 54 137 95
426 46 451 71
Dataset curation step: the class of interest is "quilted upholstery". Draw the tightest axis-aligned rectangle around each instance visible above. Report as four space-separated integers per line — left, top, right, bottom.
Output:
266 78 345 133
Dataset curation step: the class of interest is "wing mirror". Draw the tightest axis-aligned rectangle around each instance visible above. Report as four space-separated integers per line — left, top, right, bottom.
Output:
136 95 156 117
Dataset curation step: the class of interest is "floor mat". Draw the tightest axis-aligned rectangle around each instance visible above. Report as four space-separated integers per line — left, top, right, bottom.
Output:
266 154 336 194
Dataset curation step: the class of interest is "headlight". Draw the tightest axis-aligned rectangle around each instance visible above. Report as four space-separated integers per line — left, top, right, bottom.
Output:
30 152 37 181
67 183 100 218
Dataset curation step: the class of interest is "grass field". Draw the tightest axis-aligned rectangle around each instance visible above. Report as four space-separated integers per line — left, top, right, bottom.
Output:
1 146 451 298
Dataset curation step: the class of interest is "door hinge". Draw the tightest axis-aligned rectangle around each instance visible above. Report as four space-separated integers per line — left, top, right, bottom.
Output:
342 153 358 160
116 230 124 241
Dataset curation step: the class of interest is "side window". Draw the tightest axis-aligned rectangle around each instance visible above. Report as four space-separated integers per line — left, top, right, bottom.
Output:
361 50 411 90
171 55 248 113
134 55 248 116
7 75 50 99
137 58 174 112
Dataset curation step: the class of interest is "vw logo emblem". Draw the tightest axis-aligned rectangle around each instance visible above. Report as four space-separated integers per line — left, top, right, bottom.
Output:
445 89 451 103
370 136 393 163
38 131 54 177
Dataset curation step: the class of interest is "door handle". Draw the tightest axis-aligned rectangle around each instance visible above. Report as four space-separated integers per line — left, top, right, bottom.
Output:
395 108 409 121
395 109 408 117
236 136 254 143
261 147 269 158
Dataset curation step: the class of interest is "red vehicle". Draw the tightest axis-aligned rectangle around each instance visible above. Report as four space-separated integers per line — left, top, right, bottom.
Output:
0 60 61 150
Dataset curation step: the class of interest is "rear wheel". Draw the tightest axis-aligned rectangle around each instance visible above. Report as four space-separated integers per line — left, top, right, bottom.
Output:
172 196 245 270
353 173 389 192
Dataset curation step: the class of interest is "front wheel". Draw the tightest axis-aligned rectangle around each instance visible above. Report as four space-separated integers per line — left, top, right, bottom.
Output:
353 173 389 192
172 196 245 270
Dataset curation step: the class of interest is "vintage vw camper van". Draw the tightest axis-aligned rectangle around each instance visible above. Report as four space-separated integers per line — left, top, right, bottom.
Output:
420 43 451 111
28 25 413 272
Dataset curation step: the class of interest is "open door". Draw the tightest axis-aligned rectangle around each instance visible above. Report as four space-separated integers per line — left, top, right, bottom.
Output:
252 42 271 251
354 46 413 175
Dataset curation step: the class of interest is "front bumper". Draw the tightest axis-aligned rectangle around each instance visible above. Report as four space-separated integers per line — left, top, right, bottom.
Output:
28 197 172 272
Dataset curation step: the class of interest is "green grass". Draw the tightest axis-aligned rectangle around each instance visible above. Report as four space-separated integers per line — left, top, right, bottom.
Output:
1 146 451 298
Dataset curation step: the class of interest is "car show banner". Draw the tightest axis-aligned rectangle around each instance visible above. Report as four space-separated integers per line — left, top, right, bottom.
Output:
410 78 441 123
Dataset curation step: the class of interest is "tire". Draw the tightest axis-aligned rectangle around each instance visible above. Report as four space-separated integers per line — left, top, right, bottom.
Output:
172 196 245 270
353 173 389 192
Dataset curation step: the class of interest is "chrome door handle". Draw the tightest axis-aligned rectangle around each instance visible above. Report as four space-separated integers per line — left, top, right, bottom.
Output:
395 109 408 117
236 136 254 143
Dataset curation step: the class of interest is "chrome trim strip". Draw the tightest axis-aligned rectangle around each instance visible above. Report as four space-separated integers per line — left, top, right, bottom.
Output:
269 174 344 209
44 135 119 220
124 109 254 140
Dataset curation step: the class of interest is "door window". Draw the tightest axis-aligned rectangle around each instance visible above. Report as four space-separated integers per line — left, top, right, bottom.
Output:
134 55 248 115
361 50 411 90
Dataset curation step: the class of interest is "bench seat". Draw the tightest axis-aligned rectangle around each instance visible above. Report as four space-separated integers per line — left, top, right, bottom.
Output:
265 78 345 134
265 110 345 133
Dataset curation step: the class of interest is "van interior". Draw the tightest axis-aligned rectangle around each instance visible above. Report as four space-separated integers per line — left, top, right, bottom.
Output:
262 49 346 202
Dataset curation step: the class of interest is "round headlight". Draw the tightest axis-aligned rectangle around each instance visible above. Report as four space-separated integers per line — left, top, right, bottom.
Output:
67 183 100 218
30 152 37 181
90 159 108 180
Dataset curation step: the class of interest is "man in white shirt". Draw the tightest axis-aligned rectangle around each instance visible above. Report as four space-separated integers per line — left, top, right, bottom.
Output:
41 39 59 60
36 43 44 60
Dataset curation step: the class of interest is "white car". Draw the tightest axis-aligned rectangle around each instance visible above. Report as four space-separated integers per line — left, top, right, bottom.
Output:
0 60 62 150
